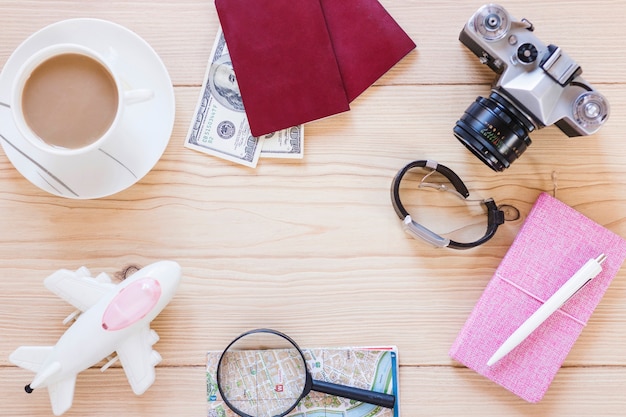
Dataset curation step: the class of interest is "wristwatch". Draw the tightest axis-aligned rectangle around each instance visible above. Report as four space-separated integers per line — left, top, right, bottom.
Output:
391 160 505 249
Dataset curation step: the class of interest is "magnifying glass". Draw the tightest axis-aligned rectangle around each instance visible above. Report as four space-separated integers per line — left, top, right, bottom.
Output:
216 329 396 417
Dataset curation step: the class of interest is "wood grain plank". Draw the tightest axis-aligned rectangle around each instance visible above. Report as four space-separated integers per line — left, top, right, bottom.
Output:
1 1 626 416
0 1 622 86
2 366 626 416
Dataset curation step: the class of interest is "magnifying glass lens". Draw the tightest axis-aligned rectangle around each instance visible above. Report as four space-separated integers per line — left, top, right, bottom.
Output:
217 331 307 417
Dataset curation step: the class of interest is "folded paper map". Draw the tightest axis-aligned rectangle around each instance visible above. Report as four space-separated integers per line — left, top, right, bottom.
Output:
207 346 399 417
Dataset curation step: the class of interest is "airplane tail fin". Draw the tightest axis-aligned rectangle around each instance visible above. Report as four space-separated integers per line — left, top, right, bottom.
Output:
9 346 77 415
9 346 54 373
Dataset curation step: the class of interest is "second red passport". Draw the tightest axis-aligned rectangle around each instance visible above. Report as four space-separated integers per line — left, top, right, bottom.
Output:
320 0 416 102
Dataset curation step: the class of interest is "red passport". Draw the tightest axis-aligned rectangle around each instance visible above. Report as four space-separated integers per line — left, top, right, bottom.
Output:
320 0 416 102
215 0 350 137
215 0 415 137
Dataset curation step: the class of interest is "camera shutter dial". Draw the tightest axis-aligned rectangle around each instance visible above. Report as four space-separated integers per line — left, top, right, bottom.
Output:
517 43 538 63
474 4 510 41
573 92 609 130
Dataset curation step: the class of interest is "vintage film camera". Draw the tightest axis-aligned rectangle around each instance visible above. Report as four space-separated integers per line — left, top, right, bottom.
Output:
453 4 609 171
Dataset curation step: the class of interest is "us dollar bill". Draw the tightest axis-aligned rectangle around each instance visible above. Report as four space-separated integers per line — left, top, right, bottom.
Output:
260 126 304 159
185 28 303 167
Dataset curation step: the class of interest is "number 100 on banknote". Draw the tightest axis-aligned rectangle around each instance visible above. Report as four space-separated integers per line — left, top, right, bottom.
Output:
185 28 304 168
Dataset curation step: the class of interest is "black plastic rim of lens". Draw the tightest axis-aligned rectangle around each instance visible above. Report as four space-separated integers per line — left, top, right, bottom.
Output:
453 92 535 172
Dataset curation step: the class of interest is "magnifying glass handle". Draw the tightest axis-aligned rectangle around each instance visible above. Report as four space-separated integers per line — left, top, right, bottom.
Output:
311 379 396 409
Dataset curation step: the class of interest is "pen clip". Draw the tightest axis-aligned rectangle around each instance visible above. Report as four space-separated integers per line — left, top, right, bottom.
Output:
561 278 592 306
561 254 607 306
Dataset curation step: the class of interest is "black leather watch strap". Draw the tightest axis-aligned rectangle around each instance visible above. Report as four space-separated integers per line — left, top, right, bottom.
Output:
391 160 504 249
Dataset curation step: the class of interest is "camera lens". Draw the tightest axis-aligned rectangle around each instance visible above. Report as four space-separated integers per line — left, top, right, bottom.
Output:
453 92 535 172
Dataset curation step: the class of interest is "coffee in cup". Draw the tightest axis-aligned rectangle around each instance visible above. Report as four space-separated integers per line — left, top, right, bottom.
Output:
12 43 153 156
21 52 119 150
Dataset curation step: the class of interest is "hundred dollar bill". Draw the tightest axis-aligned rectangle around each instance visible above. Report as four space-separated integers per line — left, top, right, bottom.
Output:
185 28 303 167
260 126 304 159
185 28 260 167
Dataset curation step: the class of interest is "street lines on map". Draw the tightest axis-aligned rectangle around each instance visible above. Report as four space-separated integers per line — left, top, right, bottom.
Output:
207 347 397 417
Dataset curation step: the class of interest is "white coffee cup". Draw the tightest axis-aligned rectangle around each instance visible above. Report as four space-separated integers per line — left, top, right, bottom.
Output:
11 43 153 156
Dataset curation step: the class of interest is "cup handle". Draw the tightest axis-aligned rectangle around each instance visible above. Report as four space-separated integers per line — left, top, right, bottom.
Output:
124 89 154 105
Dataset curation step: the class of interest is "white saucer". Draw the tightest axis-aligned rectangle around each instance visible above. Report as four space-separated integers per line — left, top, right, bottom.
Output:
0 19 175 199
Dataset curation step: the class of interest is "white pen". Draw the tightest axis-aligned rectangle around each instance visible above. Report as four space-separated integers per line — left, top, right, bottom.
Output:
487 253 607 366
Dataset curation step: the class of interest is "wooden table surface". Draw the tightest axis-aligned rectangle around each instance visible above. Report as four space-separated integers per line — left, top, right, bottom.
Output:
2 1 626 416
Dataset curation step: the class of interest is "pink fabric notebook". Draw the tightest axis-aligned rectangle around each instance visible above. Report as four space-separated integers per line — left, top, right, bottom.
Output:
449 193 626 402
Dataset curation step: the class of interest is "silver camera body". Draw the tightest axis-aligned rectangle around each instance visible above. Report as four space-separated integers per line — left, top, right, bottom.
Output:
454 4 609 171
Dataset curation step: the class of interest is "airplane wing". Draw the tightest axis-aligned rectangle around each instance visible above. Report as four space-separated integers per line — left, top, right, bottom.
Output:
116 325 162 395
48 375 77 416
44 269 116 312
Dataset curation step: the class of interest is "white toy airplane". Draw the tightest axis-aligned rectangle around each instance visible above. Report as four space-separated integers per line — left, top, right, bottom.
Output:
9 260 181 416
